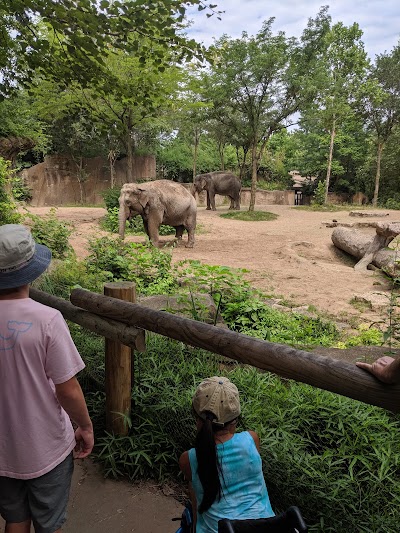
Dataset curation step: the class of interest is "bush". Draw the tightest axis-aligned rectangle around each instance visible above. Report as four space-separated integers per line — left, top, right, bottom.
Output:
101 187 120 211
85 236 177 294
11 176 33 203
311 181 326 206
384 197 400 210
24 208 73 259
0 158 22 225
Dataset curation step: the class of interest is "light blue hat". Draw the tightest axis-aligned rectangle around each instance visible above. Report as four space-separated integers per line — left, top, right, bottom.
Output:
0 224 52 289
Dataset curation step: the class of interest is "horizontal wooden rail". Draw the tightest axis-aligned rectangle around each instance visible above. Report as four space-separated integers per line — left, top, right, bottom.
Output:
70 288 400 414
30 288 145 352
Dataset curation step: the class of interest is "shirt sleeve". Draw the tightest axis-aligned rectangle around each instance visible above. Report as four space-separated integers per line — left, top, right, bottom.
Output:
44 312 85 384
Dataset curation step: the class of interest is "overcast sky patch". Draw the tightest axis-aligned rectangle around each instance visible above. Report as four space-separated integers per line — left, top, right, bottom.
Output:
186 1 400 59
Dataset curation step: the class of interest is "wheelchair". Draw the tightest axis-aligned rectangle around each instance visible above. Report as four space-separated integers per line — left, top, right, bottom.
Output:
218 506 308 533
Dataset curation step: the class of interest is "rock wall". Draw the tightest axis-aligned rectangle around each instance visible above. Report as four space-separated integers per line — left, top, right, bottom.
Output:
21 154 156 206
184 185 295 207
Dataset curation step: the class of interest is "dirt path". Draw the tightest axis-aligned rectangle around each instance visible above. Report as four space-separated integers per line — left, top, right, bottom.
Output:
27 204 399 321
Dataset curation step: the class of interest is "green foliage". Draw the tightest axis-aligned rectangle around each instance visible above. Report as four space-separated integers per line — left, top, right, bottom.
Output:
11 176 32 202
336 325 383 348
24 208 73 259
174 260 252 302
222 299 338 348
34 256 108 299
0 0 211 99
0 158 22 225
384 197 400 210
85 236 177 295
101 187 120 211
220 211 278 222
312 181 327 206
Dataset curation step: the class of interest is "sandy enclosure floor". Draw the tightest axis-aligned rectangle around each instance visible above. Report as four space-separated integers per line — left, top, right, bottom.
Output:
25 204 400 322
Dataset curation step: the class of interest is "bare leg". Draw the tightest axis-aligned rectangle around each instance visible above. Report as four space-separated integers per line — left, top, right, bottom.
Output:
5 520 31 533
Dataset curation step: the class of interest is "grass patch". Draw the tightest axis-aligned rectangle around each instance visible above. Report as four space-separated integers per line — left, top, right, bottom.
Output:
220 210 278 221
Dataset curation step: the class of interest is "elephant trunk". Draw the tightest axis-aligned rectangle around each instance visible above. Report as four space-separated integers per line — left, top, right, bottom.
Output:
118 205 128 240
191 184 197 197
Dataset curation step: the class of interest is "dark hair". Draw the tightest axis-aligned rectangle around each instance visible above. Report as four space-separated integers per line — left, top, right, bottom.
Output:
195 411 224 513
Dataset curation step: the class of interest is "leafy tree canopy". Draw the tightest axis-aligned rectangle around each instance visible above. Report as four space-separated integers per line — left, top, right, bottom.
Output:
0 0 219 97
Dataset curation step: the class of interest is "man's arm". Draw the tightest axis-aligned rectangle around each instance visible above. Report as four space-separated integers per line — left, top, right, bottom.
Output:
356 356 400 384
55 376 94 458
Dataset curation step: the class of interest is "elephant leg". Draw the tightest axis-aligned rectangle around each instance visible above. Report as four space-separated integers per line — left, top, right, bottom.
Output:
175 225 184 241
146 218 161 247
185 227 195 248
228 196 235 210
142 218 149 236
234 196 241 210
206 191 212 210
209 192 216 211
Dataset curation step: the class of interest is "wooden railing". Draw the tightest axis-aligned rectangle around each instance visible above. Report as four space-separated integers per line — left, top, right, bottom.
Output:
30 285 400 435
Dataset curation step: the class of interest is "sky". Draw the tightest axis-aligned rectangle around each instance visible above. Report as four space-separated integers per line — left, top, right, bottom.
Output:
185 1 400 59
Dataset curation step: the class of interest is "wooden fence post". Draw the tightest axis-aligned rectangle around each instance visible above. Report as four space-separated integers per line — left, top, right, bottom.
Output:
104 282 136 435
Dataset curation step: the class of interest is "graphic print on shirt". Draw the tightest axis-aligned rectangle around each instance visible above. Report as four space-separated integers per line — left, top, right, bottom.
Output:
0 320 32 350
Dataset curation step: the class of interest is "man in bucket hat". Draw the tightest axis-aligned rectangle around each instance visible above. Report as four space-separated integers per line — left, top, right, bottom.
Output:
0 224 94 533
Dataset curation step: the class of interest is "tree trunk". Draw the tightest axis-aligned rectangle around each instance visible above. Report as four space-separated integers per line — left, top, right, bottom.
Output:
218 140 225 171
324 118 336 204
127 133 134 183
331 224 400 277
249 142 258 211
108 150 117 189
372 141 384 208
192 128 200 180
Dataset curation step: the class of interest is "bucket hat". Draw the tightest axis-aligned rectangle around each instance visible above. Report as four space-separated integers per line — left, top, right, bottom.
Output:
192 376 241 426
0 224 52 289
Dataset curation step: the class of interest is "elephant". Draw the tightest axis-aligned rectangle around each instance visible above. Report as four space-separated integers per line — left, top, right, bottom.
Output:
192 171 241 211
118 180 197 248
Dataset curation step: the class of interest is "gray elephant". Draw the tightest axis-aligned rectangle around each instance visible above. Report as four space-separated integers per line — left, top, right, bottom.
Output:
118 180 197 248
192 171 241 211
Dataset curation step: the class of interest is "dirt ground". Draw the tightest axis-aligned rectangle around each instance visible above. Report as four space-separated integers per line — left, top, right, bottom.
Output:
27 203 399 320
5 203 398 533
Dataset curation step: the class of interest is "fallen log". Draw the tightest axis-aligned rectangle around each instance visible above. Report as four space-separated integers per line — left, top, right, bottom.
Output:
70 288 400 414
331 223 400 276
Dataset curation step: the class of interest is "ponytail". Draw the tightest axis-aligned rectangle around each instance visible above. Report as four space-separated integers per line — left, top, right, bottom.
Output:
195 412 223 513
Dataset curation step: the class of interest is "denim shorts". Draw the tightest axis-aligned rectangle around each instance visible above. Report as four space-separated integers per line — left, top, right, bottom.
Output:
0 452 74 533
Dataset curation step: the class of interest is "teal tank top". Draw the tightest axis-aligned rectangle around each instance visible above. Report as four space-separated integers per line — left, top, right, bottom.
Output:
188 431 275 533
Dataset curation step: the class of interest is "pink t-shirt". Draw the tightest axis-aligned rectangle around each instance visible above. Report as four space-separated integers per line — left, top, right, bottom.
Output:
0 298 85 479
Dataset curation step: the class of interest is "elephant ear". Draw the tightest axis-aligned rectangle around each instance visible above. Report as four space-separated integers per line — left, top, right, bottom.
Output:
200 177 207 189
136 188 151 210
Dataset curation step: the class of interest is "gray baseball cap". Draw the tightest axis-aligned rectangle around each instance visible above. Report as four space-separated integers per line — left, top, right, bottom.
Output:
0 224 52 289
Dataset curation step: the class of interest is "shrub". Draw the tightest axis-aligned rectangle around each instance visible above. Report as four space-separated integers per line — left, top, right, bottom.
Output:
311 181 326 206
0 158 22 225
101 187 120 211
24 208 73 259
85 236 177 294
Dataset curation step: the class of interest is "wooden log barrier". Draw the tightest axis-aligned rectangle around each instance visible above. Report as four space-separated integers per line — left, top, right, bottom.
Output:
29 288 145 352
104 282 136 435
70 288 400 414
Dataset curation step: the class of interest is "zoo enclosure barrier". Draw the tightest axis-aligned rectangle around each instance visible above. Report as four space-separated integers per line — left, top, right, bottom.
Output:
29 283 400 436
